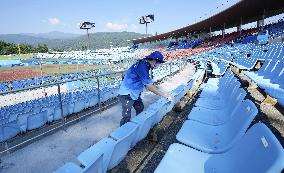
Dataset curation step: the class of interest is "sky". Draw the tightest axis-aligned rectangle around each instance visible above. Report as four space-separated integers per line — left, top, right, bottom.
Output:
0 0 260 35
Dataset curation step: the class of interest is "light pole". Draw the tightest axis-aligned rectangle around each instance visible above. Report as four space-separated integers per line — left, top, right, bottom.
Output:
80 22 95 50
139 14 154 34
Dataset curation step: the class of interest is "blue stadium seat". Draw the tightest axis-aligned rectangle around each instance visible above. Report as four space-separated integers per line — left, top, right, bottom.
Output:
17 112 30 132
0 121 21 142
150 98 171 125
176 99 258 153
244 60 284 105
54 162 83 173
155 123 284 173
131 109 157 146
189 88 246 125
73 98 88 113
195 80 240 110
108 122 138 170
42 105 55 122
53 107 63 121
198 69 234 98
79 154 103 173
77 145 105 173
62 102 74 117
188 69 204 88
210 61 228 76
27 110 48 130
55 137 116 173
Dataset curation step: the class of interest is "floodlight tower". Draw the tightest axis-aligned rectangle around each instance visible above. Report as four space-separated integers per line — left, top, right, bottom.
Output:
80 22 95 50
139 14 154 34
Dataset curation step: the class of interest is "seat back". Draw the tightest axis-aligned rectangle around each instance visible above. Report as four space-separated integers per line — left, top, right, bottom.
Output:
78 137 116 173
274 69 284 84
82 155 103 173
262 61 278 76
265 61 283 79
219 79 241 101
131 109 156 146
258 60 275 76
222 99 258 148
78 147 104 173
108 122 138 170
224 88 247 115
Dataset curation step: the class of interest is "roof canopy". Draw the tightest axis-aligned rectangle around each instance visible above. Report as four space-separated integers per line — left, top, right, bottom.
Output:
133 0 284 44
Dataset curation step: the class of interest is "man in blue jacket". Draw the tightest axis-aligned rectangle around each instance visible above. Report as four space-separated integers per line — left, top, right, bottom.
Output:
118 51 172 126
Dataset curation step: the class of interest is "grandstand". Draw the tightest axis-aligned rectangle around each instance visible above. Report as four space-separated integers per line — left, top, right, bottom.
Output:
0 0 284 173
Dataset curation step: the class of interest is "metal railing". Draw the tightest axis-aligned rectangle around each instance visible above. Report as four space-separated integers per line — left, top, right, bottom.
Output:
0 58 188 147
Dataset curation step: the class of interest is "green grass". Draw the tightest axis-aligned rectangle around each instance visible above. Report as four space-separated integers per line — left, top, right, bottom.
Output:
0 54 34 60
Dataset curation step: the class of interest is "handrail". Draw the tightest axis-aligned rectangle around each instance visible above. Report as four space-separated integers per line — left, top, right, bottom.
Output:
0 70 125 96
0 58 188 147
0 59 188 96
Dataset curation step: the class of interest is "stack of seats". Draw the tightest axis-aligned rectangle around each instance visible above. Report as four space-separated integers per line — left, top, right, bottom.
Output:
243 43 284 107
155 69 284 172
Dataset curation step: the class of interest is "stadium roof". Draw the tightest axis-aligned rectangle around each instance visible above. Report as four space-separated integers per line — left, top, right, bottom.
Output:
133 0 284 44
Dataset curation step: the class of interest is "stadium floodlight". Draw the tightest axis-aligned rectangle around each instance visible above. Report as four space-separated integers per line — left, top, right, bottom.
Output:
139 14 154 34
80 22 95 50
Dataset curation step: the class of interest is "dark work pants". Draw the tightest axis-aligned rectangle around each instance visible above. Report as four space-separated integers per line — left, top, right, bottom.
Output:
118 94 144 126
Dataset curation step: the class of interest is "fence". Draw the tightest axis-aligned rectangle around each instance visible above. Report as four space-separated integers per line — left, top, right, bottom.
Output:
0 58 188 148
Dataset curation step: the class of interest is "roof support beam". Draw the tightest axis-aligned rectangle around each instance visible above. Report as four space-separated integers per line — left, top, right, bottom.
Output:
238 16 243 36
222 23 226 38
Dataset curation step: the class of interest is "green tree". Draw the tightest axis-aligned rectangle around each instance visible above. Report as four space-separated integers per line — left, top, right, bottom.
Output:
0 40 49 55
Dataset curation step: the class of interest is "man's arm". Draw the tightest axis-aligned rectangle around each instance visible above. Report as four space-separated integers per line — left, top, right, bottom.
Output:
145 83 171 99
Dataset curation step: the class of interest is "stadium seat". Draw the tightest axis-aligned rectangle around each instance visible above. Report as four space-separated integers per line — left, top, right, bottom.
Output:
108 122 139 170
150 98 171 125
131 109 157 146
53 107 63 121
198 69 234 98
42 105 55 122
17 112 30 132
77 143 106 173
62 102 74 117
155 123 284 173
27 110 48 130
55 137 116 173
195 80 240 110
54 162 83 173
79 154 103 173
73 98 88 113
189 88 246 125
0 121 21 142
176 99 258 153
